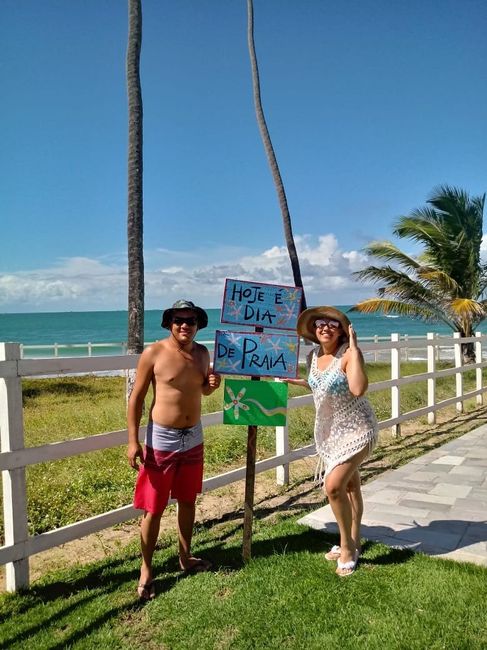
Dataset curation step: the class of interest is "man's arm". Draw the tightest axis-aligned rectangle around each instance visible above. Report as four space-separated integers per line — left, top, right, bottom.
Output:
127 346 155 469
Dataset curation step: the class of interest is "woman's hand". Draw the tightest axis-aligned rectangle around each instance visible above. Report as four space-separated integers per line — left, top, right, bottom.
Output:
348 324 359 351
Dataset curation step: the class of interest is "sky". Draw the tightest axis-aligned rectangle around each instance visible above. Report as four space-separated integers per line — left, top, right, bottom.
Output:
2 0 487 313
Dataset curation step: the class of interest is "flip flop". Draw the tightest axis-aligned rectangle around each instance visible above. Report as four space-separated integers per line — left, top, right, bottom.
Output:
137 581 156 601
180 557 212 575
324 545 341 561
336 550 359 577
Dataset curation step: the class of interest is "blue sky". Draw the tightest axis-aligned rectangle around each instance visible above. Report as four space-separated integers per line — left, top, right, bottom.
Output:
2 0 486 313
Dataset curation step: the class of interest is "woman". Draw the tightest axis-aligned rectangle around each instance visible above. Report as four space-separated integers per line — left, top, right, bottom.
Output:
289 306 378 576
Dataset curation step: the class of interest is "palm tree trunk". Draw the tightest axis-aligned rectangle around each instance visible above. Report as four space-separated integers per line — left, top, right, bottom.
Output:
126 0 144 396
247 0 307 310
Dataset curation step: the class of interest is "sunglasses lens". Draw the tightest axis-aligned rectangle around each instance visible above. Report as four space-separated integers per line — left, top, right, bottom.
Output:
314 319 339 330
173 317 197 326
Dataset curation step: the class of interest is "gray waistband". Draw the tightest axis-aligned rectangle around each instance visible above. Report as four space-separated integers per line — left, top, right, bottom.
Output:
145 420 203 452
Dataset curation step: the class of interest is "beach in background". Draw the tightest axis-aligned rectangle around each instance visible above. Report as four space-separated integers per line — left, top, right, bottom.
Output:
0 306 476 359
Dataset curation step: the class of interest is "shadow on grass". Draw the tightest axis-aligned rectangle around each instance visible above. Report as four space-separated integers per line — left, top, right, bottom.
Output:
0 552 182 649
22 379 100 401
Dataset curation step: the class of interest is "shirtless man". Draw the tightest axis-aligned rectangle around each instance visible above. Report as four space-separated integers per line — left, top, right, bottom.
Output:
127 299 221 600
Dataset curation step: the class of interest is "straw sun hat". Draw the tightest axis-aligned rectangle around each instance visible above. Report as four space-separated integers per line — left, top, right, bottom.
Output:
297 306 351 345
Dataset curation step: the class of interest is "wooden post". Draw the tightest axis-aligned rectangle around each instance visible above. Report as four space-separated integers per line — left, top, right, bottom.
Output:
242 326 263 562
0 343 30 591
475 332 483 406
242 421 258 562
427 332 436 424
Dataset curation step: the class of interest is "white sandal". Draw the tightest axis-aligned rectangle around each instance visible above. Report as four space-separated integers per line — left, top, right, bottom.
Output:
336 550 359 577
324 545 341 561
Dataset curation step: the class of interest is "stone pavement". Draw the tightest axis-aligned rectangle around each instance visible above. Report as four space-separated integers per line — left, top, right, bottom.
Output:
298 425 487 567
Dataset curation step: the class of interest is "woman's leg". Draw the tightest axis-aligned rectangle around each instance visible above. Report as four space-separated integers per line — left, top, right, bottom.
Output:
325 446 369 567
347 470 364 553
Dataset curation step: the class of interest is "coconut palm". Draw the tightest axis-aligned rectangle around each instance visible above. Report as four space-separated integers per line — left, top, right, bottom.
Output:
352 185 487 362
246 0 307 310
126 0 144 392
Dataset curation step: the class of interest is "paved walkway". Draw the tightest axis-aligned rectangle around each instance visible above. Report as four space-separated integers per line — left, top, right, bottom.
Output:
298 425 487 567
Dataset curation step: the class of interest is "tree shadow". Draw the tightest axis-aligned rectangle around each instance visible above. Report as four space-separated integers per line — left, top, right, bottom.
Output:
22 379 99 401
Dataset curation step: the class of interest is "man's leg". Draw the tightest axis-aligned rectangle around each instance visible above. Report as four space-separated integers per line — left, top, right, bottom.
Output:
177 499 196 569
140 510 163 586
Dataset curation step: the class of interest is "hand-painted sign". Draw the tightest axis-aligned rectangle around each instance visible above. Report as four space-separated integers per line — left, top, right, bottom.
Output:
221 279 303 330
213 330 300 378
223 379 288 426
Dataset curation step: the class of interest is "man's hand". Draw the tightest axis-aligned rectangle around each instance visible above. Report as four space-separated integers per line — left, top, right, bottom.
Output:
207 372 221 390
127 441 144 470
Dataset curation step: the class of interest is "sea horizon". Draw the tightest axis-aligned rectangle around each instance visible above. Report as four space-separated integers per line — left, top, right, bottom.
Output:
1 306 472 348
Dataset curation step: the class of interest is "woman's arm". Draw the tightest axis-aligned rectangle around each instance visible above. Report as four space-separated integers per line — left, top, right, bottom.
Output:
344 325 368 396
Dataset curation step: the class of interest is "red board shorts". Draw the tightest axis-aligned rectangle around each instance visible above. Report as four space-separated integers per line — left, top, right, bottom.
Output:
133 441 204 514
134 422 203 514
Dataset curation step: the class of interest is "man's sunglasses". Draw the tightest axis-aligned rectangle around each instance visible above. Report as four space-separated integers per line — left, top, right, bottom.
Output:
172 316 198 326
314 318 340 330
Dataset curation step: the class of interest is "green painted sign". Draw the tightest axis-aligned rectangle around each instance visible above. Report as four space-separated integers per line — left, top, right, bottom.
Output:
223 378 288 426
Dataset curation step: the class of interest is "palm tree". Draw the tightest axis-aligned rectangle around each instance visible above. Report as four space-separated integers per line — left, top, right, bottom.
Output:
352 185 487 362
126 0 144 393
246 0 307 310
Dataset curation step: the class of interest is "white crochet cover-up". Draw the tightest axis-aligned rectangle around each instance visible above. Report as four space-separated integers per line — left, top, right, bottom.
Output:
308 344 378 479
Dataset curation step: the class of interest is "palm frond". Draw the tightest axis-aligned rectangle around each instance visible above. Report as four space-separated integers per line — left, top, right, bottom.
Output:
362 241 420 271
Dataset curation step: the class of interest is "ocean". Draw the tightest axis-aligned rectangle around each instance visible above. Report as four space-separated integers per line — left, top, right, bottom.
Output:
0 307 468 359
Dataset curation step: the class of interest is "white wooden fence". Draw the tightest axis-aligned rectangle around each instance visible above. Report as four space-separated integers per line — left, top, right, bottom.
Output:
1 332 486 592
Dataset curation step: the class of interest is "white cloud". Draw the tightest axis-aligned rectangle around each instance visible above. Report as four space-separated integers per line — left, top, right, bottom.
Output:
0 234 378 312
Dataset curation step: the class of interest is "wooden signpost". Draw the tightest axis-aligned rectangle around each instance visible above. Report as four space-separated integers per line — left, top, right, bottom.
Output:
215 279 302 561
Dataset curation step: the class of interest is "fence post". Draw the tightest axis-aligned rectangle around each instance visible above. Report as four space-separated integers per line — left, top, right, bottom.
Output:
275 424 289 486
391 333 401 437
88 342 92 357
374 335 378 362
275 379 289 485
427 333 436 424
404 334 409 361
453 332 463 413
0 343 30 591
475 332 483 406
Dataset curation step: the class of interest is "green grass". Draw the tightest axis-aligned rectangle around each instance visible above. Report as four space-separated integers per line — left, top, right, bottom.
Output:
1 361 485 540
1 362 486 647
0 511 485 649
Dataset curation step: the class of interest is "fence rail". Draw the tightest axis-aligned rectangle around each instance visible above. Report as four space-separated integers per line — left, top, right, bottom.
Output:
1 332 486 591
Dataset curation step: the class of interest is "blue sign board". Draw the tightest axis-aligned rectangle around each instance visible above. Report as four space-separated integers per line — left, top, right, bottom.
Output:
221 279 303 330
213 330 300 378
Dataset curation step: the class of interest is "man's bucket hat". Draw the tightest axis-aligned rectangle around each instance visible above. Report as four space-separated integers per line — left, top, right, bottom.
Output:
161 299 208 330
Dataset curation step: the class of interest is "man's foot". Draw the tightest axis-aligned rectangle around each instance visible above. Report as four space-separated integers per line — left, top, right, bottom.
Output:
179 557 212 575
137 581 156 600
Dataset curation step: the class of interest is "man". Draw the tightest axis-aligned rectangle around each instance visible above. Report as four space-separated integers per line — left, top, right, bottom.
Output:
127 299 221 600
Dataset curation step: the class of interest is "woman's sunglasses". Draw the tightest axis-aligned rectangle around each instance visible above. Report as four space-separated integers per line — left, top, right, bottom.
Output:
314 318 340 330
172 316 198 326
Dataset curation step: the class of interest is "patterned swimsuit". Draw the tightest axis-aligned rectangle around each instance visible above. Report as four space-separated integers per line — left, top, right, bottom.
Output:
308 344 378 479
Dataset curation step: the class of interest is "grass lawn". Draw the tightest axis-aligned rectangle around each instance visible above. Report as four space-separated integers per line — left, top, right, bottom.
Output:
0 510 485 649
0 361 486 540
0 361 486 647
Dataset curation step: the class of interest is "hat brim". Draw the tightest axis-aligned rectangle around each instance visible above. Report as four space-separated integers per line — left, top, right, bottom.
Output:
297 306 351 344
161 306 208 330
